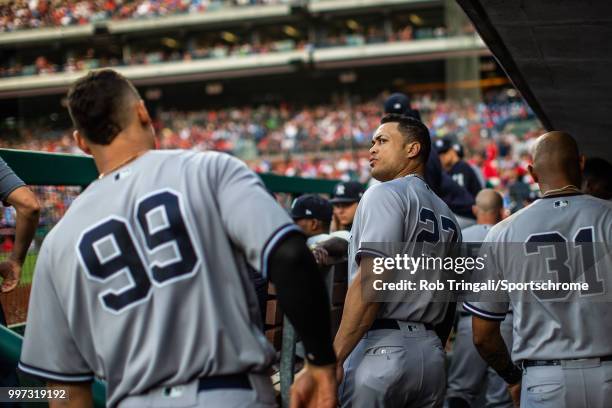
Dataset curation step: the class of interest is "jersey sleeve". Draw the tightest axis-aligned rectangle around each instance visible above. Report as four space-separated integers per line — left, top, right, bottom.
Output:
212 153 300 278
463 233 509 320
0 156 26 205
19 241 94 383
353 185 404 262
330 230 351 242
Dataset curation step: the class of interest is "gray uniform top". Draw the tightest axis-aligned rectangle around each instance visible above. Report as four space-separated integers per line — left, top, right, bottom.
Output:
348 174 461 325
0 155 25 204
461 224 491 243
19 150 299 407
464 194 612 362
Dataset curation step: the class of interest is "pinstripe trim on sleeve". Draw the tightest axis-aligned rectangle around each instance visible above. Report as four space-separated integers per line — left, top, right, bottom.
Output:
463 302 507 321
18 361 94 383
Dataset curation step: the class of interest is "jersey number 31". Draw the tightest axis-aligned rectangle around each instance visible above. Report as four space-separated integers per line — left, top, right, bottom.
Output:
77 190 199 314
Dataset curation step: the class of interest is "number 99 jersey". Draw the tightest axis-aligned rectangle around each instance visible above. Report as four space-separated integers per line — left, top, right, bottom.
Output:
464 193 612 362
19 150 299 408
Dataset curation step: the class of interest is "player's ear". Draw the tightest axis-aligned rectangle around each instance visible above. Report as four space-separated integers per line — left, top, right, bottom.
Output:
405 141 421 160
527 164 538 184
136 100 152 127
578 154 586 173
471 205 478 218
73 130 91 155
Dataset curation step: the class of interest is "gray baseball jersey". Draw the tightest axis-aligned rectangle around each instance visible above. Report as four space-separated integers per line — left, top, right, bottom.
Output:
464 193 612 362
19 150 299 407
461 223 491 242
348 174 461 325
0 155 25 204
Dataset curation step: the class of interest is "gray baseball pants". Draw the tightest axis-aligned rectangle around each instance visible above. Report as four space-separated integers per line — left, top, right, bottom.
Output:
446 313 514 407
117 373 276 408
339 321 446 408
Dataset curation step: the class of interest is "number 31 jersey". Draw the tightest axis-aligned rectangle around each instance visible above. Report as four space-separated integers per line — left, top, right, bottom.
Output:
464 193 612 362
20 150 298 407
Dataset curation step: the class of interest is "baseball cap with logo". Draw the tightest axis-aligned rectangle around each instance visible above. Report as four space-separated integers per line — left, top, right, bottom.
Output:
330 181 365 204
290 194 333 222
434 137 462 156
383 93 422 121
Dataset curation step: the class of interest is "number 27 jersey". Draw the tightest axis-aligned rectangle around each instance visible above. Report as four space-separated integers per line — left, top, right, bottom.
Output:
19 150 298 407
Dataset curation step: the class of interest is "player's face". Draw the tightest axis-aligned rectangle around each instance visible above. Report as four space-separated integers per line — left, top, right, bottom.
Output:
439 150 455 171
369 122 413 182
333 201 358 227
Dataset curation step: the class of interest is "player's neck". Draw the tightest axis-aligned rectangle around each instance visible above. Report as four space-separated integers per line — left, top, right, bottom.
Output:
538 178 581 197
395 162 425 180
92 133 153 178
477 214 498 225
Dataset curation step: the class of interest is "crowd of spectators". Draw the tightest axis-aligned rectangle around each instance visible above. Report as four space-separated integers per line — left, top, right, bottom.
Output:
0 23 456 78
3 89 541 190
0 0 290 32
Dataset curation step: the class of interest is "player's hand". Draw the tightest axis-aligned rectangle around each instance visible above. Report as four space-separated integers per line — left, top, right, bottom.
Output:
311 246 329 265
507 381 521 407
0 259 21 293
290 363 337 408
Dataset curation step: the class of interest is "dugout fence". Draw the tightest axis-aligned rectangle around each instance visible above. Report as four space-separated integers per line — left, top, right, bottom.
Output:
0 148 341 407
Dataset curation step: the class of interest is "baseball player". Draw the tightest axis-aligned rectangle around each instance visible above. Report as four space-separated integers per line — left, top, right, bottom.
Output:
290 194 333 247
435 137 483 199
311 182 364 266
384 94 476 228
330 181 364 233
334 113 460 408
446 189 513 408
0 155 40 408
464 131 612 407
19 69 337 408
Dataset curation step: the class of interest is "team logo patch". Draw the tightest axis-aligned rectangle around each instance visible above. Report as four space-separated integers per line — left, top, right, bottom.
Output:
554 200 569 208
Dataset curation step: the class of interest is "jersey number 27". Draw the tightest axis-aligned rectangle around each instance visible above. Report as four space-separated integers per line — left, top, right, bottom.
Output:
77 190 200 314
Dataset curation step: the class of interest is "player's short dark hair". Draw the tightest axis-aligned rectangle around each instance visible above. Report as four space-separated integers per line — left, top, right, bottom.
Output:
380 113 431 163
67 69 141 145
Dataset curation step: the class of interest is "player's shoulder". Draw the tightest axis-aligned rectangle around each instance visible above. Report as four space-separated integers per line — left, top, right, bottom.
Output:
148 149 236 166
484 207 527 241
577 194 612 211
462 223 488 235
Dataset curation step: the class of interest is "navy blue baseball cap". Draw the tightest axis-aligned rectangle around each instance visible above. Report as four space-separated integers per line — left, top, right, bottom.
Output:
290 194 333 222
435 137 462 156
383 93 422 121
330 181 365 204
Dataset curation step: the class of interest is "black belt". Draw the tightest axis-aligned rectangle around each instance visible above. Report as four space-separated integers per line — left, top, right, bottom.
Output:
369 319 433 331
197 374 251 391
523 356 612 368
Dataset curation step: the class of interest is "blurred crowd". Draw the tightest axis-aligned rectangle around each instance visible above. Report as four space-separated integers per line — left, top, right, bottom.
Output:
0 0 290 32
3 90 542 217
0 24 455 78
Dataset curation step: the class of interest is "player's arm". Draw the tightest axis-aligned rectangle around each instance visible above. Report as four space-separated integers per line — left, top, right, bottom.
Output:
268 232 337 408
312 236 348 265
268 231 336 366
333 257 381 371
47 382 92 408
434 301 456 347
0 182 40 292
472 317 519 383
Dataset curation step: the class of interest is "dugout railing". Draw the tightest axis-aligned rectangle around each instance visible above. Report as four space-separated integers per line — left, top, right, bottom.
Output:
0 148 342 407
